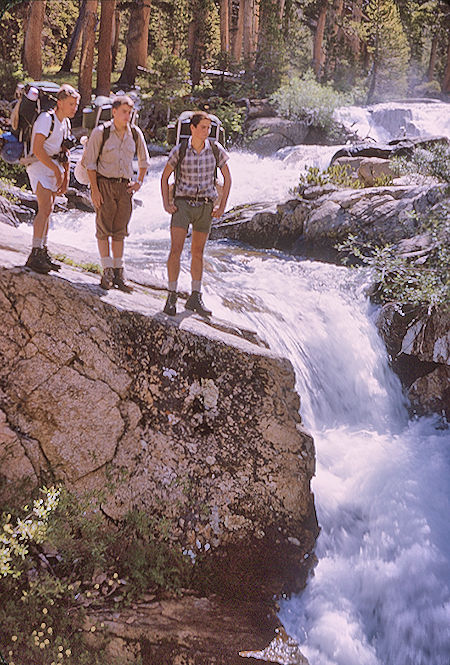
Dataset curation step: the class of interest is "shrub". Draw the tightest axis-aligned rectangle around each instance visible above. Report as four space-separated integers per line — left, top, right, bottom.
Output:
337 204 450 309
270 71 352 131
292 164 362 193
211 100 244 146
391 143 450 183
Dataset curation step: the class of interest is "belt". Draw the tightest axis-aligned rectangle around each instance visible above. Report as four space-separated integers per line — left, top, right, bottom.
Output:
177 196 214 203
98 175 129 183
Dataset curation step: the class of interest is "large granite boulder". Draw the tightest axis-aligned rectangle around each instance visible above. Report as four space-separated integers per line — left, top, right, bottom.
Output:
0 265 318 606
212 183 449 258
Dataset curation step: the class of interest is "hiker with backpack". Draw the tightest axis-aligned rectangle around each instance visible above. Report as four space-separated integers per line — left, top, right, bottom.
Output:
25 84 80 274
160 111 231 317
83 95 150 292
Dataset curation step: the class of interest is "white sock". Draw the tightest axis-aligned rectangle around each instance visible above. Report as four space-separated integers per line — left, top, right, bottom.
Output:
101 256 114 269
191 280 201 293
168 281 177 292
113 257 124 268
32 237 43 249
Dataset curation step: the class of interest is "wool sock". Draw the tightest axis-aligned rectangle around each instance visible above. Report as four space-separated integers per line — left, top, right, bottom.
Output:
113 257 124 269
191 280 201 293
32 237 43 249
101 256 114 269
168 281 177 292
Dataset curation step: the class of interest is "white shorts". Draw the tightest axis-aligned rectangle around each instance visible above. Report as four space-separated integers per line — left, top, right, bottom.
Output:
26 159 64 194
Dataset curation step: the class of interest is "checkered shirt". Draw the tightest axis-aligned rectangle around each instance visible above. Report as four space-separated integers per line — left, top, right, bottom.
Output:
168 138 229 199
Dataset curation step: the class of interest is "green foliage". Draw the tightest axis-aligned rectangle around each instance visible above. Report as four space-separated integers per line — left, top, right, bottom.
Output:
1 487 61 578
41 0 80 71
0 483 204 663
0 159 27 186
0 58 24 99
391 143 450 183
271 71 352 130
294 164 362 191
0 7 25 63
337 205 450 309
119 509 193 595
363 0 411 102
212 100 244 145
141 49 190 104
53 255 102 275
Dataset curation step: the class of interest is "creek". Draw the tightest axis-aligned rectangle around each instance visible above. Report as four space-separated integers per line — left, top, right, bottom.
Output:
19 100 450 665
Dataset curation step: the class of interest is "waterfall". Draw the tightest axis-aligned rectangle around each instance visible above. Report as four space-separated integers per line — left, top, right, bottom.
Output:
335 100 450 143
19 101 450 665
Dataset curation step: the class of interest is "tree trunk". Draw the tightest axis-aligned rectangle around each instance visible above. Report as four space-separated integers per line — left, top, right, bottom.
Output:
220 0 230 53
443 35 450 94
23 0 46 80
188 2 206 87
59 0 87 73
118 0 152 87
78 0 98 110
426 33 439 82
97 0 116 96
111 5 121 70
232 0 244 61
243 0 256 68
349 0 362 58
313 0 327 79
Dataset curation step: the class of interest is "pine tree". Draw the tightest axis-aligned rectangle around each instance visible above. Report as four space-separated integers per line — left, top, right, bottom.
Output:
363 0 410 103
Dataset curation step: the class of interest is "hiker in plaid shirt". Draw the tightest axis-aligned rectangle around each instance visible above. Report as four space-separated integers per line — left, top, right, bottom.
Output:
161 111 232 317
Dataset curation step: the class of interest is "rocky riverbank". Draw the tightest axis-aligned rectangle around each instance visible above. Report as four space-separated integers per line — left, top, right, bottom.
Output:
0 222 317 664
211 176 449 420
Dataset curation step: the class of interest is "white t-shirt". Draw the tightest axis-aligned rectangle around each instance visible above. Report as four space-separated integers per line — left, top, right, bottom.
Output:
30 111 70 157
26 112 70 193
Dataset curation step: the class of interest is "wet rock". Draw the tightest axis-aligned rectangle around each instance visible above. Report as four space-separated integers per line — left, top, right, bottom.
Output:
0 194 22 226
213 183 449 260
83 595 304 665
330 135 450 164
376 304 450 418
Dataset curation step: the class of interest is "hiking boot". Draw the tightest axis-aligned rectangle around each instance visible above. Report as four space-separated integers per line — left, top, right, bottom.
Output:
185 291 212 317
25 247 51 274
43 246 61 271
100 267 115 290
113 267 133 293
163 291 178 316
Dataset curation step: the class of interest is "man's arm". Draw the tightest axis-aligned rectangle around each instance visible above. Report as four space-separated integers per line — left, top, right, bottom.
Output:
161 161 177 214
83 128 103 209
128 128 150 194
212 162 231 218
33 133 63 189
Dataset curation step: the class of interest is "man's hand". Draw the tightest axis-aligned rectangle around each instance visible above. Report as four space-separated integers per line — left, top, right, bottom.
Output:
53 165 64 190
212 203 225 218
163 201 177 214
56 170 69 196
127 180 142 195
91 187 103 209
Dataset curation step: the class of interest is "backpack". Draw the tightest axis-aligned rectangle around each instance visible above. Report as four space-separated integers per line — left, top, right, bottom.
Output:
1 81 61 165
74 120 139 185
168 110 225 203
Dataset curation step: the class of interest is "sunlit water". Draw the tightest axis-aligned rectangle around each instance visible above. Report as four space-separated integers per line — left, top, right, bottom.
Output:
19 104 450 664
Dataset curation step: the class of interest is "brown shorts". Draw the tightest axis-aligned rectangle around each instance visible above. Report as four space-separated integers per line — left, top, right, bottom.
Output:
95 177 132 240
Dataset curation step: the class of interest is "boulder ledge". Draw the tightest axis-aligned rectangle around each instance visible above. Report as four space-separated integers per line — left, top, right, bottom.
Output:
0 254 318 661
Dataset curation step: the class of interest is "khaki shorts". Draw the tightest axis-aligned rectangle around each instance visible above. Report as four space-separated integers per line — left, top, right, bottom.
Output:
95 177 132 240
171 198 214 234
